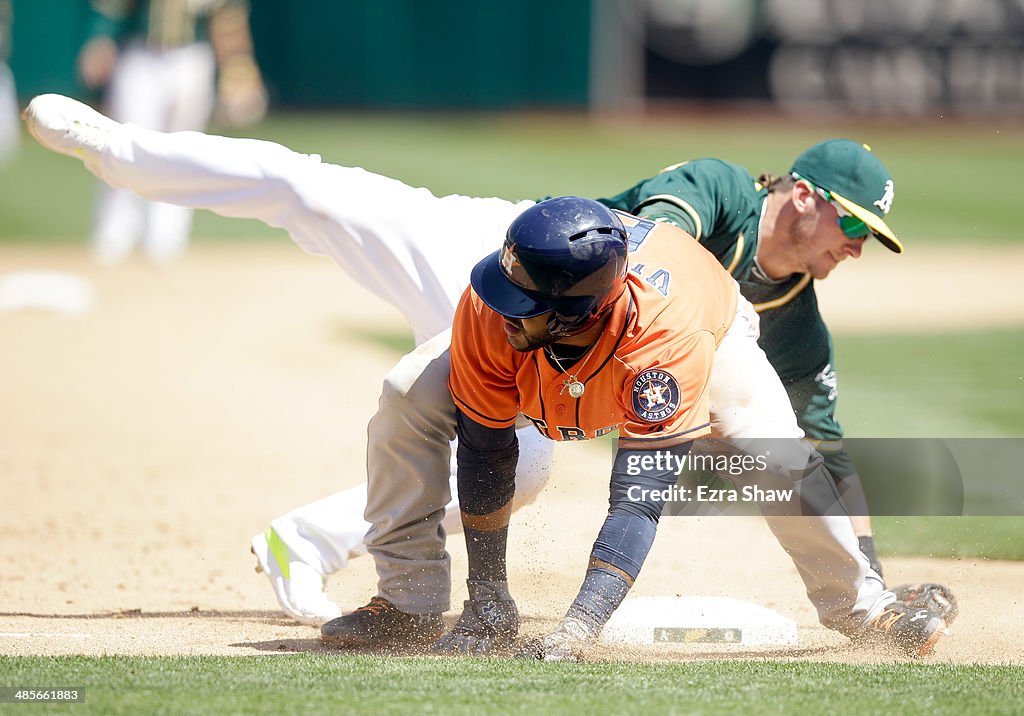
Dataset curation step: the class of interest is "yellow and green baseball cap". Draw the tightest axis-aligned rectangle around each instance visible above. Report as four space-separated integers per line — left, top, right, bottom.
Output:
790 139 902 253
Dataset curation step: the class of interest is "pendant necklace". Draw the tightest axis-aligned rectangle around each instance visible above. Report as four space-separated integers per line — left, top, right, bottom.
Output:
545 342 598 399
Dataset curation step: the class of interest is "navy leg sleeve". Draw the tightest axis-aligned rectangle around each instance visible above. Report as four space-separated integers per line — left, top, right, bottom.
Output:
590 441 692 580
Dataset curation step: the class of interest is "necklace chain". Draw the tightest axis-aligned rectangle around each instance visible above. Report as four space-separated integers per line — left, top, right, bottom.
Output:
545 342 599 399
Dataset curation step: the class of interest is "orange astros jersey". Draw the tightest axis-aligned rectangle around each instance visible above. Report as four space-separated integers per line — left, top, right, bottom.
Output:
449 213 738 446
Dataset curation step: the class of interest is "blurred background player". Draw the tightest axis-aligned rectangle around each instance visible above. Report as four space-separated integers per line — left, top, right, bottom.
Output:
77 0 267 265
0 0 18 164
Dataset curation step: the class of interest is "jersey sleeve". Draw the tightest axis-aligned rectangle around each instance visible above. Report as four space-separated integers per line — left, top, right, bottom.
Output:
85 0 132 42
448 287 521 429
617 330 716 446
632 200 701 237
598 159 748 244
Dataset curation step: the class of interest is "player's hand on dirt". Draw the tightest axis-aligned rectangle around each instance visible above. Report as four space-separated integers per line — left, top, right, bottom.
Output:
429 580 519 656
891 583 959 625
515 616 594 662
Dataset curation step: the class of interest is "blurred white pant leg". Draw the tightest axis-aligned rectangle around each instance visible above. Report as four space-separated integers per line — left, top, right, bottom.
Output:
707 286 886 634
143 43 216 264
97 122 533 341
143 199 196 264
94 41 216 264
0 61 19 163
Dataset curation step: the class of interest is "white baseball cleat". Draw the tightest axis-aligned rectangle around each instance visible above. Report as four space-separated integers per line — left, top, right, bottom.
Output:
250 527 342 626
22 94 118 173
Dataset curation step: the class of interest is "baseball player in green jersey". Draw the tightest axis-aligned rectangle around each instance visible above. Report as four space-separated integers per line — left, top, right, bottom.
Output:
599 147 887 573
77 0 266 265
23 95 957 648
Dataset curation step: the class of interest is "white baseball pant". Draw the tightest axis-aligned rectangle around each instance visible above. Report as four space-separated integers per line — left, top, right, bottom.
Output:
0 61 18 163
90 123 888 633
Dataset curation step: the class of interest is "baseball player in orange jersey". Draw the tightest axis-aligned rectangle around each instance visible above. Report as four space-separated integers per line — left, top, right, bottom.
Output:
429 197 944 659
449 211 735 444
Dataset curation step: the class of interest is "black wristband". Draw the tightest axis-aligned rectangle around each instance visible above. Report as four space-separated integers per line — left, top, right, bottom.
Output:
858 535 883 579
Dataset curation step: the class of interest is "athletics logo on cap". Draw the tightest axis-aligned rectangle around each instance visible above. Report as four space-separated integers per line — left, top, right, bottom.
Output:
632 369 681 423
874 179 895 214
790 138 903 253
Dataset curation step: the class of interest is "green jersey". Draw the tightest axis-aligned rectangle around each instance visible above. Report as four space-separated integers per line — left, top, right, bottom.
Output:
599 158 853 479
86 0 246 49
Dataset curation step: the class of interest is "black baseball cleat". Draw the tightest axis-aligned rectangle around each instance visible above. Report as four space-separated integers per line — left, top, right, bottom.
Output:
862 602 946 657
321 597 444 649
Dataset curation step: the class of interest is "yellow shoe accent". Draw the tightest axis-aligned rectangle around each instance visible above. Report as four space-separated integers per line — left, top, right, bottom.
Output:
265 527 291 580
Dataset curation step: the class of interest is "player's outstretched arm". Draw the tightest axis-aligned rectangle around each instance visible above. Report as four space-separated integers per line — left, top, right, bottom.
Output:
517 440 692 661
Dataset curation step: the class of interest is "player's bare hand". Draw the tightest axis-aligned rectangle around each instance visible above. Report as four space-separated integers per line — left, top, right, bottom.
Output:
429 580 519 656
77 37 118 89
515 616 594 662
215 56 268 127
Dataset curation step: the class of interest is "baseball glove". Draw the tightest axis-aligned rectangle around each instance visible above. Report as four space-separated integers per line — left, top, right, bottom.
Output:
891 583 959 625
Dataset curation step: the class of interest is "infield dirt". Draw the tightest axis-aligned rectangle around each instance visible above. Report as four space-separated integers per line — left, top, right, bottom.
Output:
1 243 1022 664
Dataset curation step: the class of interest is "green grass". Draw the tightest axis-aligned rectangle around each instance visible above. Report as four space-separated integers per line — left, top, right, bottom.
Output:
3 109 1024 242
873 516 1024 561
0 655 1021 715
831 329 1024 560
834 329 1024 438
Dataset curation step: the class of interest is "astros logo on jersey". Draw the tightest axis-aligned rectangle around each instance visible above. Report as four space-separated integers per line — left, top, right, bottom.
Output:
632 369 682 422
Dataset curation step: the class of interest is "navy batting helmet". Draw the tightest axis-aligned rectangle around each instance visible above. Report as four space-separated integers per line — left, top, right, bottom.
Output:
470 196 629 337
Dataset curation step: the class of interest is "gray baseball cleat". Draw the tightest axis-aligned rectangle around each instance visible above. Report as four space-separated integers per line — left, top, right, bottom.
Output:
22 94 118 173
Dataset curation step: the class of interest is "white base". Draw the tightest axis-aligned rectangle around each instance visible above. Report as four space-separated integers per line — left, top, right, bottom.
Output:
600 596 798 647
0 272 94 315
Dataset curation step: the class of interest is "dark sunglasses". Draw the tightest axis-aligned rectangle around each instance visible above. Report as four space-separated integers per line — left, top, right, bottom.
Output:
792 173 876 241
